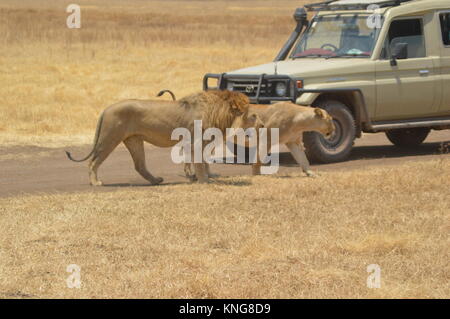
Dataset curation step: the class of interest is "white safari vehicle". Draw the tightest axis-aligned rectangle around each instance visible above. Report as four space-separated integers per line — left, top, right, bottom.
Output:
204 0 450 163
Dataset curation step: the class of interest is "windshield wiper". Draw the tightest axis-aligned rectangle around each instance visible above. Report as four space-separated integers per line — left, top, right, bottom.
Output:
292 54 330 59
325 53 370 59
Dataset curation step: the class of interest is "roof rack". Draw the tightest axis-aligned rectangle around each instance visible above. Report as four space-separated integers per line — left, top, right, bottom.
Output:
304 0 414 12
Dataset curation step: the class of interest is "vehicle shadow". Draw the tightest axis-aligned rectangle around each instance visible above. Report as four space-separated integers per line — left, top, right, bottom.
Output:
279 140 450 166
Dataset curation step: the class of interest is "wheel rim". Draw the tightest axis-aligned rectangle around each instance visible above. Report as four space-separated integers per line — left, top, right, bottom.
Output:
319 119 342 149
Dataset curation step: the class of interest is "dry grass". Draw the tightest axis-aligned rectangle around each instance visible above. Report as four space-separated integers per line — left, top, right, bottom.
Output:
1 0 448 300
0 159 448 298
0 0 306 144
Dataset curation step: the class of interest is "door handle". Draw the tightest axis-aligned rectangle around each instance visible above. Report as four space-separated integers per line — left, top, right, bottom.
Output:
419 70 430 76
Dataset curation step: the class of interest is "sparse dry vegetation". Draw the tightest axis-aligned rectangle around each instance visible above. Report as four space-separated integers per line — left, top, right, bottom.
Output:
0 0 448 299
0 159 449 298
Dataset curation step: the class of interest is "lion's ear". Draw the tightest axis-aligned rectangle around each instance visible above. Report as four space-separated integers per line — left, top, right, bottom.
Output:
314 108 326 119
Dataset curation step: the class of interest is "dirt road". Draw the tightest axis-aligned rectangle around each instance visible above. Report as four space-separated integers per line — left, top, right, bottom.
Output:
0 131 449 198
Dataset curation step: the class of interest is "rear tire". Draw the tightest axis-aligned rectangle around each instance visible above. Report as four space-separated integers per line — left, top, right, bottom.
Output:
303 100 356 163
385 128 430 147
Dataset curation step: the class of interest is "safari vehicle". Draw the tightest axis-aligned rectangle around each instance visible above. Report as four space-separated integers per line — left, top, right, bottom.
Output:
203 0 450 163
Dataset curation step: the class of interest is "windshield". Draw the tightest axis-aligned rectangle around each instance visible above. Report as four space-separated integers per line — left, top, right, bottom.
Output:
291 15 382 59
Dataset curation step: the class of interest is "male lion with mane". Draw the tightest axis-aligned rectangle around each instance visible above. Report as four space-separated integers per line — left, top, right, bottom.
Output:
66 90 262 186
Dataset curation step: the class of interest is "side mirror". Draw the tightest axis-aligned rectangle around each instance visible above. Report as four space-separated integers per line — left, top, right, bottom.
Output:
390 42 408 66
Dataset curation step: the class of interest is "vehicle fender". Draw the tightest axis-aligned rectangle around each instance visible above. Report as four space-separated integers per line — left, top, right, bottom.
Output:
296 92 320 106
295 86 371 138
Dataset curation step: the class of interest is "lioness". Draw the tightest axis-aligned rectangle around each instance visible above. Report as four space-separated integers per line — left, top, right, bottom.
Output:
66 90 262 186
249 102 335 176
184 102 335 179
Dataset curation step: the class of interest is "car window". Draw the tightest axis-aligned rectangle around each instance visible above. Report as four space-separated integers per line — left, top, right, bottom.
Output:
440 13 450 45
290 15 379 58
381 18 426 59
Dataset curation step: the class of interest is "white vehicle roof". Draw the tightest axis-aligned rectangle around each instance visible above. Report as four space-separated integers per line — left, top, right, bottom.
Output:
310 0 449 14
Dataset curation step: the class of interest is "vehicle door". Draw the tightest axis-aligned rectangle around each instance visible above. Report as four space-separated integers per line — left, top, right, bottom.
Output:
438 11 450 114
374 17 439 120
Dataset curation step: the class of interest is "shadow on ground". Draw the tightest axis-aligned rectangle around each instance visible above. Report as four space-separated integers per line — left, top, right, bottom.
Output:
104 178 252 188
277 140 450 166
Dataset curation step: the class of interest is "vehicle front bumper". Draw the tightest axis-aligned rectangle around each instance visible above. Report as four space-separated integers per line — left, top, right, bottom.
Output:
203 73 301 104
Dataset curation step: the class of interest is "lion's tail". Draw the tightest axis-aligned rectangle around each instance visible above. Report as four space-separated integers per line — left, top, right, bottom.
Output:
156 89 176 101
65 110 105 162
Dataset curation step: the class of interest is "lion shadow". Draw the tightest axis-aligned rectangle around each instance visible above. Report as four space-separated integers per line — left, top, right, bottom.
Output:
209 179 252 186
103 181 187 188
103 177 251 188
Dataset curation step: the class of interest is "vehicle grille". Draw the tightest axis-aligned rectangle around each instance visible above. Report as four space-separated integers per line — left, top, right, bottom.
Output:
227 79 273 98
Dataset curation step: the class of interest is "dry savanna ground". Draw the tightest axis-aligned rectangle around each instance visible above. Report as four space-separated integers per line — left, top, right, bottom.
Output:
0 0 449 299
0 159 449 298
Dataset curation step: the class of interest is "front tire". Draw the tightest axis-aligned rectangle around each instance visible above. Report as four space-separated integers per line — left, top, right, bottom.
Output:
385 128 430 147
303 100 356 163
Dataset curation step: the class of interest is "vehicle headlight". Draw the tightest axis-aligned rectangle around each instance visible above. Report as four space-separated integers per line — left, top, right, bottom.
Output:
226 81 234 91
275 82 287 97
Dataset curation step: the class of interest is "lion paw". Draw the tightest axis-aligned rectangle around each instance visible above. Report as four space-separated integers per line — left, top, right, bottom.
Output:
151 177 164 185
185 174 197 182
305 170 318 178
91 181 103 186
